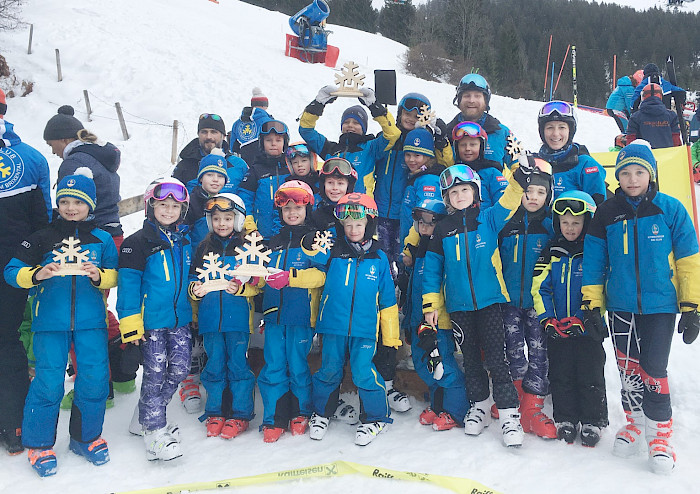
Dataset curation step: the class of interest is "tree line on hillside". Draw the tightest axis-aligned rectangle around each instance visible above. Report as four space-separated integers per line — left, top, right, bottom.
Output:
243 0 700 107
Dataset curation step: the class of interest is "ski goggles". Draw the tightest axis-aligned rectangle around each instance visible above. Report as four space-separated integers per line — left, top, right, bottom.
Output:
321 157 355 177
334 203 378 221
552 198 594 216
412 210 439 226
458 74 489 92
152 182 188 202
538 101 574 118
286 144 310 160
439 165 479 191
400 98 429 113
452 121 486 141
199 113 223 121
274 187 313 208
260 120 288 135
204 197 245 215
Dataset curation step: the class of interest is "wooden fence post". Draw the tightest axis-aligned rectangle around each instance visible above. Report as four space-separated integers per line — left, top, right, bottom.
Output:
171 120 179 164
27 24 33 54
55 49 62 82
83 90 92 122
115 102 129 140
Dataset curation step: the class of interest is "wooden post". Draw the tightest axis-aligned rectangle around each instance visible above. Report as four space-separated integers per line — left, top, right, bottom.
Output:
27 24 33 54
83 90 92 122
612 54 617 90
55 49 62 82
115 102 129 140
171 120 179 165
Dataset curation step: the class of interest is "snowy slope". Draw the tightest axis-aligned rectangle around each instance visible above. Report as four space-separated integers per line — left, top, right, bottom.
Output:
593 0 700 13
0 1 697 493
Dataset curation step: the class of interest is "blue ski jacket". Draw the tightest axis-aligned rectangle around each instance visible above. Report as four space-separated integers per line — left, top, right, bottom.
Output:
400 163 444 242
537 143 607 205
447 113 518 170
462 158 508 210
4 217 118 332
632 77 684 108
374 131 408 219
606 76 636 115
627 97 680 149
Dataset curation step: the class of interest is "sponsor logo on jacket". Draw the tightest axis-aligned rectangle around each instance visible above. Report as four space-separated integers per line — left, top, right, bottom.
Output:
584 166 598 174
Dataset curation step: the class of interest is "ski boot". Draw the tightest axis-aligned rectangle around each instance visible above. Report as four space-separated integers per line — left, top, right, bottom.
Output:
333 399 358 425
432 412 458 431
1 428 23 455
221 419 249 439
144 427 181 461
262 426 285 443
646 417 676 475
385 380 411 412
419 407 438 426
613 410 644 458
580 424 602 448
205 416 225 437
179 375 202 414
464 399 492 436
355 421 387 446
557 421 578 444
69 437 110 465
27 448 57 477
519 391 557 439
309 413 330 440
290 416 309 436
499 408 524 447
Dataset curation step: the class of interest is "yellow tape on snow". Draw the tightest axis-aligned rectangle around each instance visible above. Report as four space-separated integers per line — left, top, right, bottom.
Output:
112 460 501 494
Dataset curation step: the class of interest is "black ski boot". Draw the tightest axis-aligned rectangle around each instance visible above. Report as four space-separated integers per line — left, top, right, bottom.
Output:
557 422 577 444
580 424 602 448
1 428 24 455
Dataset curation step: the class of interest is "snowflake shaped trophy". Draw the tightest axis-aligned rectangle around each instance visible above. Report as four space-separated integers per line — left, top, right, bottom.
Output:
311 230 334 255
506 133 524 159
416 105 436 128
330 61 366 97
52 237 90 276
230 233 273 278
195 252 232 294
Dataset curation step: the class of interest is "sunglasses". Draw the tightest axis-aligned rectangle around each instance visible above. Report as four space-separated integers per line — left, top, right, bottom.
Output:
261 120 288 135
452 121 487 141
274 188 313 208
539 101 574 118
286 144 310 160
552 198 593 216
439 166 479 191
204 196 245 215
400 98 429 113
152 182 188 202
321 158 355 177
199 113 222 121
334 204 377 220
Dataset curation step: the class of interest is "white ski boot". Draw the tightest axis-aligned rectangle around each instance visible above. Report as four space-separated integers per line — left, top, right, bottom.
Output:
333 399 359 425
386 380 411 412
646 417 676 475
309 413 330 441
464 399 492 436
355 421 388 446
129 405 181 441
499 408 525 447
144 427 181 461
613 410 645 458
179 375 202 414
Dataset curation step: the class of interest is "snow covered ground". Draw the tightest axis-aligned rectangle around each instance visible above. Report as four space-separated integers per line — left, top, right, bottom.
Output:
0 1 697 493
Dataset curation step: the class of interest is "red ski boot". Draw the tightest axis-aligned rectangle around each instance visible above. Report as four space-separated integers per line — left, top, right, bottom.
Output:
519 391 557 439
220 419 249 439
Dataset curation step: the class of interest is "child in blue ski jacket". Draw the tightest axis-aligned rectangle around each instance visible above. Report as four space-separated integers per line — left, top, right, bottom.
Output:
531 190 608 448
309 193 400 446
498 162 556 440
311 158 358 239
117 177 192 462
188 193 259 440
582 141 700 474
4 169 117 476
423 159 531 448
258 181 329 443
402 198 468 431
284 142 322 206
238 119 291 240
535 101 607 205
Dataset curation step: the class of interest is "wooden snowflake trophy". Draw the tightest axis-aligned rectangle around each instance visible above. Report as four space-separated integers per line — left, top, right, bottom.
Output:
416 105 436 128
195 252 232 294
52 236 90 276
230 233 273 278
330 61 366 97
311 230 334 254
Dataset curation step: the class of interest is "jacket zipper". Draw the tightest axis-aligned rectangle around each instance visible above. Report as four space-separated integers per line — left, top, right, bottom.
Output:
386 152 395 217
168 245 182 329
277 232 292 325
462 213 478 310
70 227 78 331
633 213 642 313
347 253 363 336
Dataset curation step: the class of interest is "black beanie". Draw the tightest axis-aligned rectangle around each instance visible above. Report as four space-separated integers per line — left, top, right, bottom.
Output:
198 113 226 135
43 105 84 141
643 63 660 77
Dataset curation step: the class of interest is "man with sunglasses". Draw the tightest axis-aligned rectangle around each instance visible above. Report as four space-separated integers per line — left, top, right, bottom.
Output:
447 74 519 171
173 114 247 193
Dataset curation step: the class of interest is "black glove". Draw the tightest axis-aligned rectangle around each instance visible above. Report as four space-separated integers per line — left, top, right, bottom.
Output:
677 311 700 344
417 322 444 380
432 118 449 150
304 100 326 117
512 152 536 188
240 106 253 122
582 309 609 342
367 102 387 118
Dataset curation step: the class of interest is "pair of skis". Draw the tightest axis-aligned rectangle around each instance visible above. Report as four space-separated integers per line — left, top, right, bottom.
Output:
665 55 689 145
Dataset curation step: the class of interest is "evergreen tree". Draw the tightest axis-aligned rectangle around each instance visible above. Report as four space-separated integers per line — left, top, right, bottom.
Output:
378 1 416 46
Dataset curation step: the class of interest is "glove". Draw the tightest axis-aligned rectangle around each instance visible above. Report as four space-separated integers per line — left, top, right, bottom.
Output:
233 275 251 284
266 271 290 290
315 85 338 105
543 318 565 339
358 87 376 107
512 152 536 188
582 309 609 342
416 322 444 380
240 106 253 122
677 311 700 344
431 118 449 150
559 316 586 337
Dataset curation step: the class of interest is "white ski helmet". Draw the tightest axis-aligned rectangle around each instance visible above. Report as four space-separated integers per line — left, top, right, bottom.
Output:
204 193 247 233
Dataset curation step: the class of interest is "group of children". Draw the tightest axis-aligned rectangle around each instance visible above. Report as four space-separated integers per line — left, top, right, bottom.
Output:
4 80 699 479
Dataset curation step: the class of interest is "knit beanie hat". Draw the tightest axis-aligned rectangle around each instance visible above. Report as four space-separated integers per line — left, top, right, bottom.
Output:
197 148 229 183
56 167 97 212
615 140 657 182
341 105 368 134
403 128 435 158
198 113 226 135
643 63 660 77
0 89 6 117
251 87 269 108
43 105 84 141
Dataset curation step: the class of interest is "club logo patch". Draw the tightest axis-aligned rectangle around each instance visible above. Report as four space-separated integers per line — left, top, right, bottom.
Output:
0 148 25 191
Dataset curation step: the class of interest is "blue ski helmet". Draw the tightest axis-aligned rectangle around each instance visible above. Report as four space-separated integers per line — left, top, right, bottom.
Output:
258 118 289 153
439 164 482 206
398 92 431 127
454 74 491 109
413 198 447 231
551 190 596 237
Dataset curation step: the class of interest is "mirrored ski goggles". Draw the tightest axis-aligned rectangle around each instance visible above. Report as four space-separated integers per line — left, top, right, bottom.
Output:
321 157 355 177
274 188 313 208
153 183 188 202
334 204 377 220
260 120 288 135
452 121 486 141
199 113 222 121
458 74 489 91
286 144 310 160
539 101 574 118
412 210 439 226
439 166 479 190
204 197 245 215
552 198 593 216
400 98 429 113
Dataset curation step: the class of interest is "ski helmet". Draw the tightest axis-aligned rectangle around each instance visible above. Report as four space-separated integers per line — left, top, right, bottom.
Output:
451 121 488 162
538 100 577 147
204 193 247 234
551 190 596 237
439 164 482 206
454 74 491 109
144 177 190 221
334 192 378 241
285 141 318 175
318 157 358 202
412 198 447 232
642 83 663 102
631 70 645 86
274 179 314 224
259 118 289 153
397 92 431 129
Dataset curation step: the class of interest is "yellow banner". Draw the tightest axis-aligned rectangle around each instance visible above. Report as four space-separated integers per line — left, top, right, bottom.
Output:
112 460 501 494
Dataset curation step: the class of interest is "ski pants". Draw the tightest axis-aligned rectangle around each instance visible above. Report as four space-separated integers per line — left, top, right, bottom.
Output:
312 333 392 424
547 336 608 427
609 311 675 422
503 305 550 396
377 217 401 277
201 331 255 421
451 304 519 409
22 329 109 448
0 273 30 434
257 323 313 428
139 325 192 432
411 326 468 424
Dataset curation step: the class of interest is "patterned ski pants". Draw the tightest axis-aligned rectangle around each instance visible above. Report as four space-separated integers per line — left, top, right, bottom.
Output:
502 305 550 395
